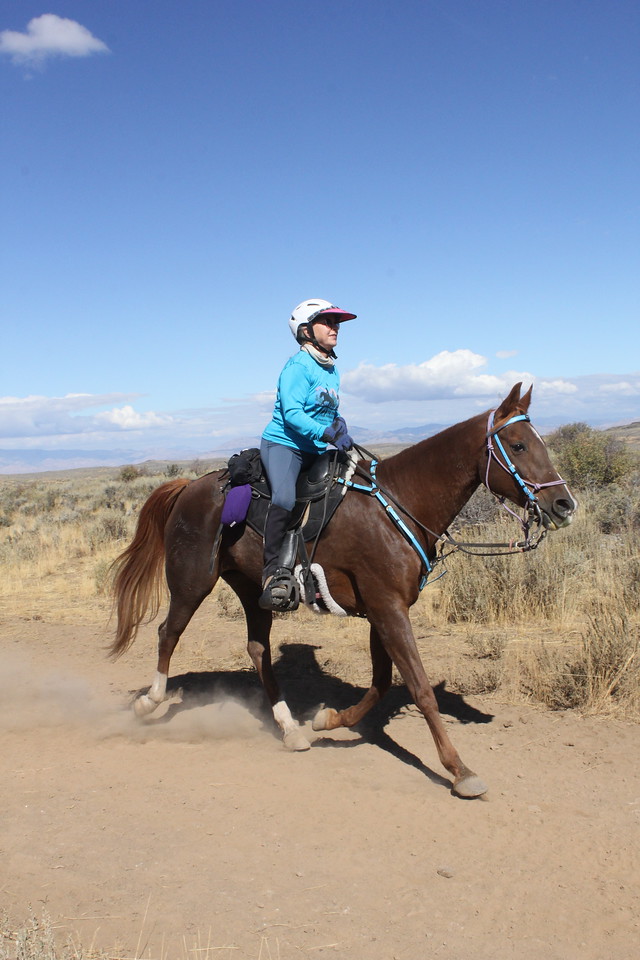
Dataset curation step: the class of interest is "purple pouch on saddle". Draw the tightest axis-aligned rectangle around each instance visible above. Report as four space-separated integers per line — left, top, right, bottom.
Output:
221 484 252 526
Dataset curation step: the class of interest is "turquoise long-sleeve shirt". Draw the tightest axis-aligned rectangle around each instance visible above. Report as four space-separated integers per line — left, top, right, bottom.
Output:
262 349 340 453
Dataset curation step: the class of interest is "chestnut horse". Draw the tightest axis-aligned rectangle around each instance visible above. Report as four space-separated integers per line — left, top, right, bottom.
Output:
110 384 576 798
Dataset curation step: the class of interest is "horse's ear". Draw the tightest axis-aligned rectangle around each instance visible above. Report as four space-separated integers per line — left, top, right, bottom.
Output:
519 384 533 413
493 382 523 424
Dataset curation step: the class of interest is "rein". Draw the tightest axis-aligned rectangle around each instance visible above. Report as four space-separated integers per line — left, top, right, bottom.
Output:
339 410 566 590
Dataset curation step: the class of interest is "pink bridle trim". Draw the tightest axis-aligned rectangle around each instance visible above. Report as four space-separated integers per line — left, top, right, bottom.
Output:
485 410 567 527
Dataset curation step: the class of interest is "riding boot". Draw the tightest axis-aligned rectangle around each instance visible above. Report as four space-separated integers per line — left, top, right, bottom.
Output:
259 505 300 611
262 504 292 581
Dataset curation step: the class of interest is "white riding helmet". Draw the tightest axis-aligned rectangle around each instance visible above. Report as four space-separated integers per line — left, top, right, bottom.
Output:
288 298 357 341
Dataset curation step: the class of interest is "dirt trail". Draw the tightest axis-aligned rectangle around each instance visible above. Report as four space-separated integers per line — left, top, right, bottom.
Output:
2 616 639 960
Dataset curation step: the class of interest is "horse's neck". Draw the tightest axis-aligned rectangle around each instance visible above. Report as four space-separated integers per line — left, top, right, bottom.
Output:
378 419 483 535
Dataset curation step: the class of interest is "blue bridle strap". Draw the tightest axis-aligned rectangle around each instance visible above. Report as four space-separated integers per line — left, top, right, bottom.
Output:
487 413 538 505
338 459 432 591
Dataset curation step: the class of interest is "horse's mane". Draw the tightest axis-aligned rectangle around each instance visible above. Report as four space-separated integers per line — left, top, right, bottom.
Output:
379 407 487 473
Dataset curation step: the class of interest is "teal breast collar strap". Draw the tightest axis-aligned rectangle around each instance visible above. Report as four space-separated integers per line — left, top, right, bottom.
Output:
338 458 433 591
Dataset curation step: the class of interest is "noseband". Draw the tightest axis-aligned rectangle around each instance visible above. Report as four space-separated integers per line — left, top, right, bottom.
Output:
485 410 567 538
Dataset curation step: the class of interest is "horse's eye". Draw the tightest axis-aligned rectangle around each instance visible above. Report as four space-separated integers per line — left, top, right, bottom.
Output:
510 442 526 454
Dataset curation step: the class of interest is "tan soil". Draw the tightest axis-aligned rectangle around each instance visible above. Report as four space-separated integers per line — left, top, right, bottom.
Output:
2 609 639 960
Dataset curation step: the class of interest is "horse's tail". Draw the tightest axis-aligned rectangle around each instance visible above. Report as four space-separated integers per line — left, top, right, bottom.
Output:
109 478 191 659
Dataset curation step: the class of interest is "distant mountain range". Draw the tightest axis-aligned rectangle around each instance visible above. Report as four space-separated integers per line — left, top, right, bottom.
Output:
0 448 139 475
1 417 636 476
0 424 450 475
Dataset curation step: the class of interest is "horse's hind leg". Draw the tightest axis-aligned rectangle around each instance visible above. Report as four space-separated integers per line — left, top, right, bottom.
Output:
133 592 208 717
312 625 392 732
225 571 310 752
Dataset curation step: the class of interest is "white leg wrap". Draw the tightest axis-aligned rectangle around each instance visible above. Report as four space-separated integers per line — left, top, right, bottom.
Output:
272 700 310 752
133 671 168 718
273 700 297 735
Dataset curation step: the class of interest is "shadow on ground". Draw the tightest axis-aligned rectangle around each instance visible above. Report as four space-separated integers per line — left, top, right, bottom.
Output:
137 642 494 791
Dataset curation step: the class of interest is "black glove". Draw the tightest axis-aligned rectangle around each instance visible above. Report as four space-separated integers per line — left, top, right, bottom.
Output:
321 416 349 444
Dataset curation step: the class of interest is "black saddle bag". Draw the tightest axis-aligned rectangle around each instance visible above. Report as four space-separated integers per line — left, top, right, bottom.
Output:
226 448 263 486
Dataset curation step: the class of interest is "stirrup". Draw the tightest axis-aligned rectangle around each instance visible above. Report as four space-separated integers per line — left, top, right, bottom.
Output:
258 568 300 612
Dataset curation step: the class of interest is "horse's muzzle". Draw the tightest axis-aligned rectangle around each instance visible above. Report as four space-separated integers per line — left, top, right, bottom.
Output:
541 495 577 531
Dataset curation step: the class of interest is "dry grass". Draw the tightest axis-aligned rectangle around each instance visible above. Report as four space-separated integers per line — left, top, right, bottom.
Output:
0 910 105 960
513 611 639 716
1 468 639 717
0 468 210 623
0 908 234 960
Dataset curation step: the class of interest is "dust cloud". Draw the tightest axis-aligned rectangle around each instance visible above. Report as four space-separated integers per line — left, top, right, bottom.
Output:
0 651 101 731
101 696 264 743
0 651 265 743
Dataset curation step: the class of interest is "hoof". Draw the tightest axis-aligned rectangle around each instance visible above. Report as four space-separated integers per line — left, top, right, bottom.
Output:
452 774 489 799
133 694 162 718
312 706 338 731
283 728 311 752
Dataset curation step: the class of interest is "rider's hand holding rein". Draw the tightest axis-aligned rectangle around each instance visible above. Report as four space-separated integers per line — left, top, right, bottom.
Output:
322 416 354 452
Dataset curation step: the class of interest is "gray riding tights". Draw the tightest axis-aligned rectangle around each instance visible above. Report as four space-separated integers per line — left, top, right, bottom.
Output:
260 438 316 511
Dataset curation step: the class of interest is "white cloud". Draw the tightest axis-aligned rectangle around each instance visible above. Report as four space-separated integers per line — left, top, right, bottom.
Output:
342 350 583 408
249 390 277 407
0 393 155 439
0 14 109 66
343 349 537 402
96 405 175 429
598 380 640 396
496 349 518 359
0 393 264 460
535 379 578 396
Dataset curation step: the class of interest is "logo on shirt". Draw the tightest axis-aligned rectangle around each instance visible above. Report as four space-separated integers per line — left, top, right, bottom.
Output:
316 386 339 414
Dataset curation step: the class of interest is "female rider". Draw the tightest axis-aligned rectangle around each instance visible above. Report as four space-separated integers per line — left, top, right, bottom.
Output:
259 298 356 611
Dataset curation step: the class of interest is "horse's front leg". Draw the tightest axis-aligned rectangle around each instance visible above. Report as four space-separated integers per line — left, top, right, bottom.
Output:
369 601 488 798
312 625 392 732
226 572 310 752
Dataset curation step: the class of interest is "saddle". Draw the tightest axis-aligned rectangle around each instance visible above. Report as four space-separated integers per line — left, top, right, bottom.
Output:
246 450 353 541
216 448 357 609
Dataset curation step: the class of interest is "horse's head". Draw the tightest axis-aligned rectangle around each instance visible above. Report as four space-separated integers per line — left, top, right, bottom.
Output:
484 383 577 531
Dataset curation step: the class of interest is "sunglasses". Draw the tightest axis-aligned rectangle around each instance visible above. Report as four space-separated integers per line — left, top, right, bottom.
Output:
314 314 342 328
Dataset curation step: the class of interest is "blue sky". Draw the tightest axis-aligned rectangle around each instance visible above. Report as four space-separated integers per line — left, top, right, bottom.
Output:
1 0 639 472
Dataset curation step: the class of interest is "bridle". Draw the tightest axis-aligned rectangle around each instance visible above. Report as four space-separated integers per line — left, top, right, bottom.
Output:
485 410 567 537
